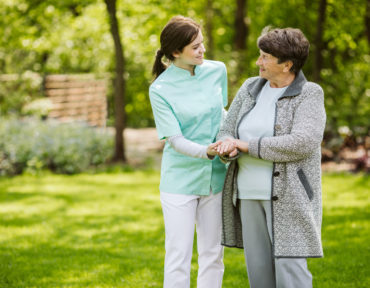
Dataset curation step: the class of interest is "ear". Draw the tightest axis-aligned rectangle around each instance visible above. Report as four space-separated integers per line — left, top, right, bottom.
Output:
172 50 181 59
283 60 293 73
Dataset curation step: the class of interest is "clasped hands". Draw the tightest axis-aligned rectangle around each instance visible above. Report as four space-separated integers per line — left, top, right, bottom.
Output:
207 138 249 158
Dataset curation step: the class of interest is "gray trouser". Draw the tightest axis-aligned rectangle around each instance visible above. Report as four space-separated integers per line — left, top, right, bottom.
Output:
239 200 312 288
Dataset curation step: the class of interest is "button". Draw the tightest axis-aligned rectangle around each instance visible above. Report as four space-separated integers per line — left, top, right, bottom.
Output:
273 171 280 177
274 124 281 130
272 196 279 201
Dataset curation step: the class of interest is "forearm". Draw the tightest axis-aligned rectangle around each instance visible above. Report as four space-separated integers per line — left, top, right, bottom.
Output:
167 135 210 159
248 85 326 162
248 134 321 162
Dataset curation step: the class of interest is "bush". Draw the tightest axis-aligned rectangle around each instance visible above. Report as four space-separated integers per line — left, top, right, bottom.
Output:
0 72 43 116
0 117 114 175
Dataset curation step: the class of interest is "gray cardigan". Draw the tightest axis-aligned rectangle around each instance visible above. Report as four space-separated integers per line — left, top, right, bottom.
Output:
217 71 326 257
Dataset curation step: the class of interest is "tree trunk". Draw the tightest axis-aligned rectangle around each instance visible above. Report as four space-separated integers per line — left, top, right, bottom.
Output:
313 0 327 82
234 0 248 51
205 0 214 59
104 0 126 162
366 0 370 44
231 0 249 87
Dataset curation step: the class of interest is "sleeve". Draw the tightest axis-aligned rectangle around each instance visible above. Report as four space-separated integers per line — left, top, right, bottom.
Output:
221 64 228 107
149 89 182 140
248 84 326 162
167 135 211 159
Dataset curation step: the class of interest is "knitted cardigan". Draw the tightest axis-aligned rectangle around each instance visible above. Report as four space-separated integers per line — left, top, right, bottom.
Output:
217 71 326 257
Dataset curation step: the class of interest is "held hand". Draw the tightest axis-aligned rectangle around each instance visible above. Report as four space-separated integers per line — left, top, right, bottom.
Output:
216 138 236 156
229 147 239 157
216 139 248 158
207 140 222 157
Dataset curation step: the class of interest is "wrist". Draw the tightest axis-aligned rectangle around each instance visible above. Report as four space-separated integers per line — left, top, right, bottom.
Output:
206 146 216 159
236 140 249 153
207 153 215 159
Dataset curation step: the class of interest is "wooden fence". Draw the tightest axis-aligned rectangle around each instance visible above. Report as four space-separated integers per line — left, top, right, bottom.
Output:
44 74 107 127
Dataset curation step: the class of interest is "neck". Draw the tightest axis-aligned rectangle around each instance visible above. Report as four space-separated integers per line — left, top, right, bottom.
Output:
173 60 195 75
269 73 295 88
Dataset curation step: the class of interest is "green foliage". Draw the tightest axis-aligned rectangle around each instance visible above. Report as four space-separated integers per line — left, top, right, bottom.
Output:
0 72 42 116
0 0 368 143
0 171 368 287
0 117 113 175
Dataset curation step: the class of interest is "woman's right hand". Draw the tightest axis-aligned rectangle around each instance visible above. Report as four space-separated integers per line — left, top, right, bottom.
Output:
216 138 237 156
207 141 222 157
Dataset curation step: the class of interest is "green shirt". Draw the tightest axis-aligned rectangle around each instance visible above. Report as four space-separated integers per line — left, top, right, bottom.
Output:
149 60 228 195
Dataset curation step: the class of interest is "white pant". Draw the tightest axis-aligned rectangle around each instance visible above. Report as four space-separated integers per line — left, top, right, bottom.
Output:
160 191 224 288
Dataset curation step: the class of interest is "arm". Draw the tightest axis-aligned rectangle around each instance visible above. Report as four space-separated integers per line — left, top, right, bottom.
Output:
149 89 182 140
248 84 326 162
167 135 219 159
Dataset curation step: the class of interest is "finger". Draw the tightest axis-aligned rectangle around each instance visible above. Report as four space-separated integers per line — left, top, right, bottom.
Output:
222 144 228 155
214 140 223 146
229 148 238 157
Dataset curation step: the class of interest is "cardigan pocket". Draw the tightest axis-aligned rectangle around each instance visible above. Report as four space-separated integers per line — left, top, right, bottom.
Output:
297 169 314 201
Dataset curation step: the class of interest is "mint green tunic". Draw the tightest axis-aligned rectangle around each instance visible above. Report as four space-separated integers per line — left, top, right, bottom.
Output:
149 60 228 195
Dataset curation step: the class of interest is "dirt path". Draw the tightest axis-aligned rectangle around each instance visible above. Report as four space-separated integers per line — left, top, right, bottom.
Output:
124 128 163 168
124 128 368 172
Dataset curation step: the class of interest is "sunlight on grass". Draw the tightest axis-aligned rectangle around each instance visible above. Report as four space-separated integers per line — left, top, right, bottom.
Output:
0 171 368 287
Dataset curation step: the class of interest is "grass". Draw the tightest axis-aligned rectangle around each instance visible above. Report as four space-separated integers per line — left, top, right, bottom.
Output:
0 170 369 287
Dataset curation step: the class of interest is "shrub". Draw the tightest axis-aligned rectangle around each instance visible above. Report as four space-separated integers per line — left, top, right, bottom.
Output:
0 72 43 116
0 117 113 175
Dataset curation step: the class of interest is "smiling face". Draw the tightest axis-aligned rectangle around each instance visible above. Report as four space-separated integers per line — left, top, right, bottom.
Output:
256 50 285 80
173 31 205 72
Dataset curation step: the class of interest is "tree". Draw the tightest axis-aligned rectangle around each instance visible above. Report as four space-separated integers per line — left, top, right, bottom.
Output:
205 0 214 59
104 0 126 162
234 0 248 51
366 0 370 44
313 0 327 82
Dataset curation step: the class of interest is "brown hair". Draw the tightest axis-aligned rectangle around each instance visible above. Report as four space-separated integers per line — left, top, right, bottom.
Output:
257 27 310 74
152 16 201 79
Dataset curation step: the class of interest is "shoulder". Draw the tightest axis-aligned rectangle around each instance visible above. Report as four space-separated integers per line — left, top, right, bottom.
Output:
149 69 171 95
239 76 260 92
302 82 324 99
201 59 227 72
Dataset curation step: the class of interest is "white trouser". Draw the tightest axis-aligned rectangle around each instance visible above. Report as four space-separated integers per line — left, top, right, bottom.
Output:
160 191 224 288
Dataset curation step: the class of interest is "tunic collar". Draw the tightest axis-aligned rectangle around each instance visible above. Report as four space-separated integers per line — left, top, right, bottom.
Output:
248 71 307 99
170 63 202 78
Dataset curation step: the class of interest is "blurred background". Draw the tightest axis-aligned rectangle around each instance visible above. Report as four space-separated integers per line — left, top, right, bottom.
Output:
0 0 369 174
0 1 369 287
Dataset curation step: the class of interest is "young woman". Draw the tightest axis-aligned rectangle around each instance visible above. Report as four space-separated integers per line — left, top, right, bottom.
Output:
149 16 228 288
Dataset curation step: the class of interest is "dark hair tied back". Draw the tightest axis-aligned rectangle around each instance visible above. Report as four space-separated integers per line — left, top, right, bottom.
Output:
152 16 200 80
152 49 167 78
156 49 164 58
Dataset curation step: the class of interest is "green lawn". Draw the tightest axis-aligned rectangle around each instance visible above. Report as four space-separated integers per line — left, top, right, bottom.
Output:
0 171 369 287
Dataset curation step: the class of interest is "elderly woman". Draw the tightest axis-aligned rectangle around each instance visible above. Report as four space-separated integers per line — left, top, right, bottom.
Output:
216 27 326 288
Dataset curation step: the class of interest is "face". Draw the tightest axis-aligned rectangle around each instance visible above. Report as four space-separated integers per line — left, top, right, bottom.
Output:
256 50 290 81
173 31 205 69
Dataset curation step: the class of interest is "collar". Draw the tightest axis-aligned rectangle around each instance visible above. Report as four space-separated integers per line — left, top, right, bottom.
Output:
248 71 307 99
169 63 202 78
